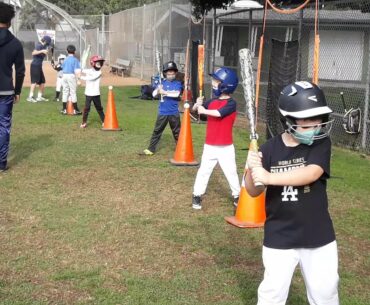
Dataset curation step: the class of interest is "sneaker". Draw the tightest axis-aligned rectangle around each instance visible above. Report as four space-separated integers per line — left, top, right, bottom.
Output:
73 110 82 115
60 109 67 115
233 196 239 207
56 98 60 102
80 123 87 128
36 96 49 102
141 149 154 156
27 97 37 103
0 166 9 173
192 195 202 210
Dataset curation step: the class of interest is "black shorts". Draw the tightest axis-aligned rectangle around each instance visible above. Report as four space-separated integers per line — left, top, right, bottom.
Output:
30 64 45 85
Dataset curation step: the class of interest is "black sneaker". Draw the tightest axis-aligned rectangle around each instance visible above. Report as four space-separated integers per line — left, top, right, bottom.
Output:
73 110 82 115
0 166 9 173
233 196 239 207
192 195 202 210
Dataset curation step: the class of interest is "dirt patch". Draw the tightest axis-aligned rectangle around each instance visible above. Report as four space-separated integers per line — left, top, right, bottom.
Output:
22 60 147 88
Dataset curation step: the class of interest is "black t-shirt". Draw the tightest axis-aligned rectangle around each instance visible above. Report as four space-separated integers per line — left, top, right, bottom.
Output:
260 134 336 249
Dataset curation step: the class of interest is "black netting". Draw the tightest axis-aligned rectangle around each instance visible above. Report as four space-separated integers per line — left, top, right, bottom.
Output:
266 39 299 139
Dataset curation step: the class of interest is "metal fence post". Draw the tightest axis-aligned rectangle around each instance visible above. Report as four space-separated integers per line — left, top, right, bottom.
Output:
141 4 146 80
168 0 172 61
362 37 370 150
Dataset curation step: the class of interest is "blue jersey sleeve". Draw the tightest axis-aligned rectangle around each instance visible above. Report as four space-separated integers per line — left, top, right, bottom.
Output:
218 98 237 117
203 99 213 109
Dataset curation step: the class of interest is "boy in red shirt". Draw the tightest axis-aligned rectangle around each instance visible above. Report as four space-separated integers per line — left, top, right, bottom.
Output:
192 67 240 210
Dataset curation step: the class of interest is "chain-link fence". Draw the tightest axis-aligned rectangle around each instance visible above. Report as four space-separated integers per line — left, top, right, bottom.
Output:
10 0 370 153
108 0 205 80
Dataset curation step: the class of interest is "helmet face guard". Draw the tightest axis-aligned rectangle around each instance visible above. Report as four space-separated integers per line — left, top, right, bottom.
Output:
279 81 333 141
285 117 334 143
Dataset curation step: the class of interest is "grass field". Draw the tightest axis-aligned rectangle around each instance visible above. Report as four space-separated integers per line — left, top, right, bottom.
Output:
0 86 369 305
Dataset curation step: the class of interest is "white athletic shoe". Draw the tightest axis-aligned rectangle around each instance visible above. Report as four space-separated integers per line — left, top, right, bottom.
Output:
27 97 37 103
36 96 49 102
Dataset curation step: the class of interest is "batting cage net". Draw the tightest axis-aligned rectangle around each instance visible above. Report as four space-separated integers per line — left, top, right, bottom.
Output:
219 0 370 153
266 39 299 139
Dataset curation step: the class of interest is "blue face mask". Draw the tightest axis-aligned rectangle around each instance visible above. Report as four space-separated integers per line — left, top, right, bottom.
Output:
212 85 222 97
293 128 321 145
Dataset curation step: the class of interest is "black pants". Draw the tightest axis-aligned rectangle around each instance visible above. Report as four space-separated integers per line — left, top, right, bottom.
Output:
148 114 181 152
82 95 105 123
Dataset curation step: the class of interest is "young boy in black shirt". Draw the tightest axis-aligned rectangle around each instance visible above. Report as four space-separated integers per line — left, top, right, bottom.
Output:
246 81 339 305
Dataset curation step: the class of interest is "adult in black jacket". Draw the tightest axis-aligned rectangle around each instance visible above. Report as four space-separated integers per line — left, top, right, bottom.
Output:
0 2 25 171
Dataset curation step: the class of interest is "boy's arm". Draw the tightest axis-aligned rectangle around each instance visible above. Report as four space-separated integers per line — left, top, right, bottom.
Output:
81 71 101 81
197 106 221 117
32 49 47 56
152 84 160 97
245 147 325 196
165 89 181 98
198 98 236 117
245 170 266 197
74 59 82 78
251 164 324 187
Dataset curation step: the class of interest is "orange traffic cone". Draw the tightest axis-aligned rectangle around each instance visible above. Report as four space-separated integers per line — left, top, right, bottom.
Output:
170 103 199 166
102 86 122 131
66 98 74 115
225 171 266 228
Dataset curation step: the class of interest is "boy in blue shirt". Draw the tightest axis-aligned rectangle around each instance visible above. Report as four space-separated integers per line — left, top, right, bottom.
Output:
60 45 82 115
142 61 183 155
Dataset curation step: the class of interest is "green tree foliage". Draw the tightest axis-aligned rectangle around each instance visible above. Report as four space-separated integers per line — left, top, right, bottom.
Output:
47 0 158 15
189 0 233 18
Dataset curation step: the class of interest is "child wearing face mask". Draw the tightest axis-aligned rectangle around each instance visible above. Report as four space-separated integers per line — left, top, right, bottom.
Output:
141 61 183 155
79 55 105 128
245 81 339 305
191 67 241 210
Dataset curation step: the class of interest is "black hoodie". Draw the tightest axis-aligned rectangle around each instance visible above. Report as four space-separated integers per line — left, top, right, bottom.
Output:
0 28 25 96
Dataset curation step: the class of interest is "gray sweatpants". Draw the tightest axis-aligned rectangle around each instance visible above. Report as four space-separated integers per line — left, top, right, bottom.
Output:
62 74 77 103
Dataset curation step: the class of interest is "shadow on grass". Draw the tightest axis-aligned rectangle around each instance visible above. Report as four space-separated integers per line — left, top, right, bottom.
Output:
10 134 53 167
199 215 262 305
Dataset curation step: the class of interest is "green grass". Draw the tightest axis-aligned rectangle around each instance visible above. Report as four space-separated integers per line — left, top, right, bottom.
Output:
0 86 369 304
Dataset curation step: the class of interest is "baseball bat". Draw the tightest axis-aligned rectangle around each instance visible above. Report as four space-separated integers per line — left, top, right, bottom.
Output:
155 48 164 102
239 48 263 187
81 44 91 70
50 39 55 64
183 39 191 103
197 44 205 98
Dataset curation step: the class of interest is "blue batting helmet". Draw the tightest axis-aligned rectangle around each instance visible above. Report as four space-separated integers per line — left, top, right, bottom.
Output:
209 67 239 94
42 35 52 45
